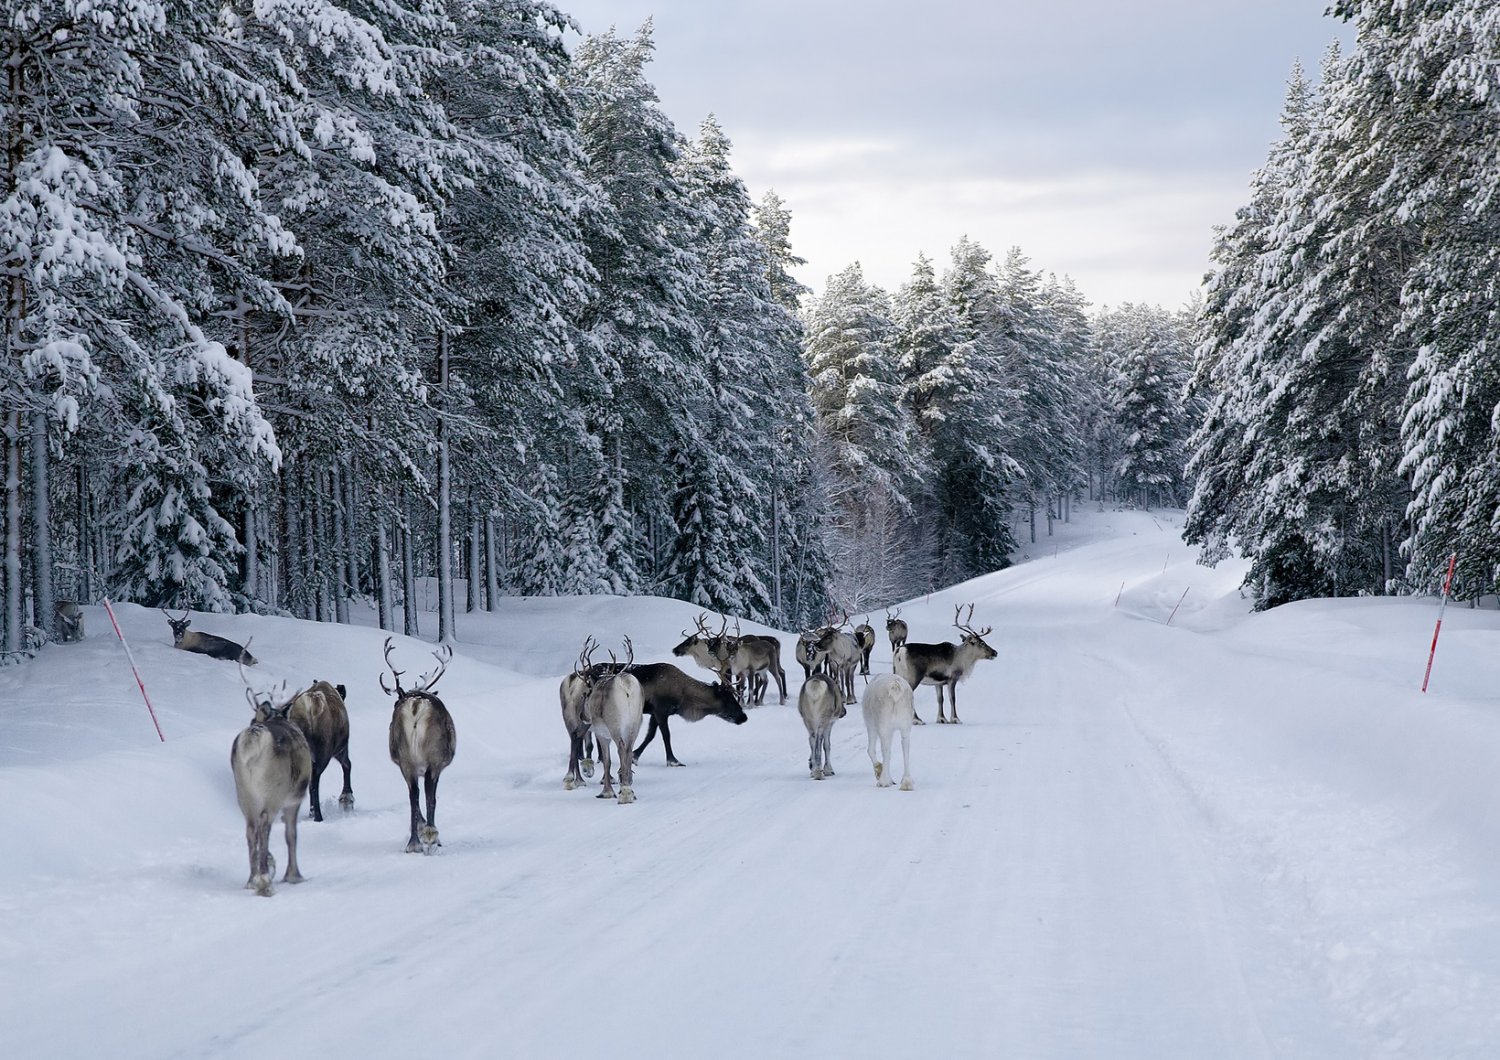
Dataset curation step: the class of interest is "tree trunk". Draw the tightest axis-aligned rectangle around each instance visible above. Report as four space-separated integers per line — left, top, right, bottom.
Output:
376 506 394 631
466 500 480 613
401 488 418 637
436 329 455 642
243 490 258 608
4 413 21 651
29 412 53 640
345 458 362 599
771 491 783 624
484 511 498 611
331 466 349 624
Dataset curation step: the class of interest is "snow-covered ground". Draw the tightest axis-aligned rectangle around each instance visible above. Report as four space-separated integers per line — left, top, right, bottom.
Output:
4 508 1499 1058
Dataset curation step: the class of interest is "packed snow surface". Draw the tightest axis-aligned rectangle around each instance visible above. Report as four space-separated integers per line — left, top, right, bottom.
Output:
3 509 1499 1057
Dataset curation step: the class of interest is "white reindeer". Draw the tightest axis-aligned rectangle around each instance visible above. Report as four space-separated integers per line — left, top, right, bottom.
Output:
588 638 644 804
862 673 915 791
798 673 845 780
230 668 313 896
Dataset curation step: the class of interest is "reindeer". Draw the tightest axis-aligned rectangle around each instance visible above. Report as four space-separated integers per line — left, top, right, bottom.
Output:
853 617 876 676
630 662 748 766
559 638 600 790
725 620 787 705
586 639 645 804
230 665 313 896
672 613 734 682
287 681 353 821
893 604 997 725
54 601 84 643
862 673 915 790
795 628 824 681
813 613 861 705
798 673 845 780
381 638 457 853
885 608 907 655
162 609 256 665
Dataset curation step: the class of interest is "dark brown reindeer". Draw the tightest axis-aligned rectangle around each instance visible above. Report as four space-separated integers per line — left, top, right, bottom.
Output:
287 681 353 821
230 667 312 897
162 609 256 665
630 661 748 767
559 638 600 790
382 638 457 853
853 616 876 676
893 604 998 725
885 608 908 654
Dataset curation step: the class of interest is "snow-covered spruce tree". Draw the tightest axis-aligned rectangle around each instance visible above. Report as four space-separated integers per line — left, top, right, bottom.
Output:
931 238 1023 578
1040 272 1094 518
803 263 924 608
996 248 1086 543
1094 304 1194 511
568 22 713 596
751 190 829 623
1 2 300 626
1330 0 1500 598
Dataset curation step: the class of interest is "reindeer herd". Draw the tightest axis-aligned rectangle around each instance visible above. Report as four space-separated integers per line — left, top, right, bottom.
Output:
168 599 996 897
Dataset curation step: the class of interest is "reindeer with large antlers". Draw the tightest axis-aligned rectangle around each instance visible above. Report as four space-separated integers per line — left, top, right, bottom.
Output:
382 638 457 852
671 612 734 683
885 608 908 655
892 604 998 724
812 611 861 705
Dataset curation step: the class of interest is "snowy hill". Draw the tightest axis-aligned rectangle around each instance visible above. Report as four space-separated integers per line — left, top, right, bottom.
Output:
3 508 1499 1058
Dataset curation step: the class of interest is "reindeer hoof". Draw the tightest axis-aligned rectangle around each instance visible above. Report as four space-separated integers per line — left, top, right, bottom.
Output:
873 762 883 779
565 775 577 790
913 716 926 726
406 839 424 853
596 790 616 800
950 718 962 725
418 825 440 849
618 788 636 805
667 760 686 768
581 759 595 778
338 794 355 810
899 778 915 791
812 769 824 780
282 869 305 885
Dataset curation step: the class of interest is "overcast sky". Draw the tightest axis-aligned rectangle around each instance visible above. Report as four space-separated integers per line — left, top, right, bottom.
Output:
558 2 1350 311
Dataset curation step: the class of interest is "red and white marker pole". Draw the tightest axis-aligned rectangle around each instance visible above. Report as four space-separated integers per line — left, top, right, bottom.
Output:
102 599 165 741
1421 553 1457 694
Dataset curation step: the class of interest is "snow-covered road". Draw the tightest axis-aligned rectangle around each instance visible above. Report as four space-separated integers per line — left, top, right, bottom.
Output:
3 508 1498 1057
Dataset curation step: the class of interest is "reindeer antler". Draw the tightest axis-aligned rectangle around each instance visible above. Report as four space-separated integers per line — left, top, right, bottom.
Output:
574 635 599 678
416 644 453 693
380 636 406 697
953 603 992 638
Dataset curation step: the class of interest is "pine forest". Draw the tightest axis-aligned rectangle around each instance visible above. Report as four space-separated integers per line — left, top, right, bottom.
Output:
3 1 1498 659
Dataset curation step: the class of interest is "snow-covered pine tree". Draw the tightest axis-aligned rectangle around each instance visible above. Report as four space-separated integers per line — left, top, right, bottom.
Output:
1095 305 1194 512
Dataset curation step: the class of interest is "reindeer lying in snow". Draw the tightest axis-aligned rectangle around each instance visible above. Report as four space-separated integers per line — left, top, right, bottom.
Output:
231 664 313 896
163 609 256 665
862 673 915 791
893 604 998 724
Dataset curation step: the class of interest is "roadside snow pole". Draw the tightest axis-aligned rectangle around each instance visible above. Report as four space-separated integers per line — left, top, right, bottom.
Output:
1114 580 1125 607
1166 587 1190 626
1421 553 1458 694
102 599 165 742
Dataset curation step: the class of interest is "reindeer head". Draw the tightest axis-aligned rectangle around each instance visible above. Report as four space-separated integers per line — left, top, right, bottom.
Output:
953 603 997 659
237 640 302 724
885 607 904 632
713 671 750 724
161 608 191 644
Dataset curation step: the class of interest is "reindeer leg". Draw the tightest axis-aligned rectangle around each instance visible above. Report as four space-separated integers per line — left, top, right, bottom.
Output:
950 684 962 724
867 727 881 784
660 716 685 767
244 816 261 891
308 760 325 822
420 772 441 850
808 729 821 779
776 665 787 705
617 737 636 805
823 729 835 776
566 731 584 790
898 726 914 791
281 804 305 884
336 746 354 809
632 715 660 764
581 728 595 778
596 735 616 800
404 773 423 853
